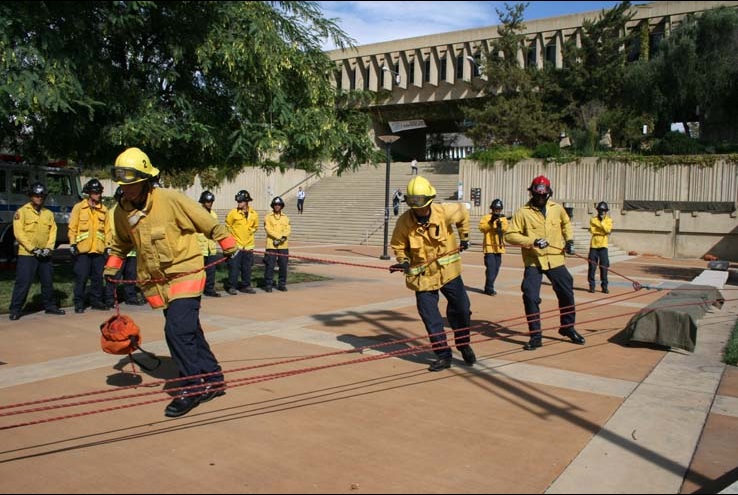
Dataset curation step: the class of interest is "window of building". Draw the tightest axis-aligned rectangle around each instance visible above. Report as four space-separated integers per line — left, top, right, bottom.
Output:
545 42 556 66
456 55 464 79
471 53 481 77
335 69 342 90
440 58 447 82
424 58 431 82
527 43 537 68
364 67 370 90
350 66 356 90
408 61 415 84
649 30 664 59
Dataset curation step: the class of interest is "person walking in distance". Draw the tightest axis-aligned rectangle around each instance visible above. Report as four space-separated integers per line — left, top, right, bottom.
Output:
588 201 612 294
392 188 403 216
69 178 109 313
104 147 238 418
197 191 221 297
504 175 585 350
479 198 508 296
390 176 476 372
296 186 306 214
410 158 418 175
225 190 259 294
8 182 66 320
263 196 291 292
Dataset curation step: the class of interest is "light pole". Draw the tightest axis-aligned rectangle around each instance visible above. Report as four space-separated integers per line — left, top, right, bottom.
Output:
382 65 401 85
377 135 400 260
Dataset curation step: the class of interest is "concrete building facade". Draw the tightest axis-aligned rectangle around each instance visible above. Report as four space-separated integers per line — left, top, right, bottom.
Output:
327 1 738 159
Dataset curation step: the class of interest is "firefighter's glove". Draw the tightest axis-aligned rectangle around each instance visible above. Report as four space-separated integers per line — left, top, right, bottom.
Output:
389 261 410 274
565 240 575 255
103 266 119 279
459 240 469 252
533 238 549 249
280 236 287 243
40 248 51 258
104 247 112 257
272 238 282 248
31 248 43 258
69 244 78 256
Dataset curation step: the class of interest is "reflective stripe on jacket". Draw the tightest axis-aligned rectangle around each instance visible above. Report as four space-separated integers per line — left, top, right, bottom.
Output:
479 214 508 254
226 206 259 250
504 200 572 270
105 188 235 309
13 203 57 256
390 202 469 292
264 212 291 249
589 215 612 249
68 199 108 254
197 209 220 255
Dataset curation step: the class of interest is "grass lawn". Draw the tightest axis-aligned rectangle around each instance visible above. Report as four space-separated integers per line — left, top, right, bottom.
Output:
0 255 328 315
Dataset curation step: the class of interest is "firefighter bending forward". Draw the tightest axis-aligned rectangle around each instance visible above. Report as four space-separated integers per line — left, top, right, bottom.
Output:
104 147 238 418
389 176 476 372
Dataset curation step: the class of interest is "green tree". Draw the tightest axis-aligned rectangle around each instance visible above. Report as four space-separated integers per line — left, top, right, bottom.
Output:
542 2 636 145
465 2 557 147
626 6 738 141
0 1 376 186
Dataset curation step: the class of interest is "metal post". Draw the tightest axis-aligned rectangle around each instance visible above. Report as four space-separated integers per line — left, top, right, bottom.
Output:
381 143 391 260
377 135 400 260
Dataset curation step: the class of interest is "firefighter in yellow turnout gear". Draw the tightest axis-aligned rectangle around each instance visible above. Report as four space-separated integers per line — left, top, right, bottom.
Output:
479 198 508 296
69 178 109 313
104 147 238 418
390 176 476 372
197 191 222 297
225 189 259 294
263 196 290 292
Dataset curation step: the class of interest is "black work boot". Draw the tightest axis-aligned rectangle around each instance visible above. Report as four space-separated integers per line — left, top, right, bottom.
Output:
164 392 202 418
523 337 542 350
459 346 477 365
428 356 452 372
558 328 585 345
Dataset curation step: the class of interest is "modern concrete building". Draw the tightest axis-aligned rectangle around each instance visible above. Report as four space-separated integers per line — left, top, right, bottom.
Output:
327 1 738 159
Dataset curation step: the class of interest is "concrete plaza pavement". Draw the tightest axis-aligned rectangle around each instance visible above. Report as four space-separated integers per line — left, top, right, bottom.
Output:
0 243 737 493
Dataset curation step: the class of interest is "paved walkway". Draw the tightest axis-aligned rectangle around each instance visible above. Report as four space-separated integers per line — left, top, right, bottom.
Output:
0 244 736 493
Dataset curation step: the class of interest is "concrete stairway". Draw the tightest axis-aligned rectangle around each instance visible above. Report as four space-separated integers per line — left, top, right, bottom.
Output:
285 161 460 246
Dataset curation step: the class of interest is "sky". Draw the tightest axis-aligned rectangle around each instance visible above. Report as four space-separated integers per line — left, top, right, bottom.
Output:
318 1 648 50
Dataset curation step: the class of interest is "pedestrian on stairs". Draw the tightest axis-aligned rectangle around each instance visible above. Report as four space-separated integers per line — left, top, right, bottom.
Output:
588 201 612 294
478 198 507 295
410 158 418 175
392 188 403 216
504 175 584 350
296 186 306 214
389 176 476 372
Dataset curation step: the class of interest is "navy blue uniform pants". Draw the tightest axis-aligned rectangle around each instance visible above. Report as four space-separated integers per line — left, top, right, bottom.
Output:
521 264 575 335
228 250 254 290
264 249 288 289
483 253 502 293
10 255 56 313
204 254 219 293
587 247 609 289
415 275 471 359
163 297 222 390
73 253 105 308
106 256 139 304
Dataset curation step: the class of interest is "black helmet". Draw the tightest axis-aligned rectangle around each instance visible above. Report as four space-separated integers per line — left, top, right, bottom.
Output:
199 190 215 203
235 190 252 202
596 201 609 212
270 196 285 208
114 186 123 201
28 181 47 197
82 178 104 194
490 199 503 210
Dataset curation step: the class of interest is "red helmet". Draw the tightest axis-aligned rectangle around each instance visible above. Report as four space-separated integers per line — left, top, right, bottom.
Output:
529 175 552 195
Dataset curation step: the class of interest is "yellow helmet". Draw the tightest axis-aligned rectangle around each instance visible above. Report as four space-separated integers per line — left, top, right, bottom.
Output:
405 176 436 208
111 147 160 185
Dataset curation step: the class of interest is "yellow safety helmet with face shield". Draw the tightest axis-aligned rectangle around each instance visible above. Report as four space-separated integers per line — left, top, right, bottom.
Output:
111 147 160 185
405 176 436 209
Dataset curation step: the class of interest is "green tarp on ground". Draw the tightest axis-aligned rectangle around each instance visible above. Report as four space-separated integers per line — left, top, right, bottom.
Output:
624 284 724 352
